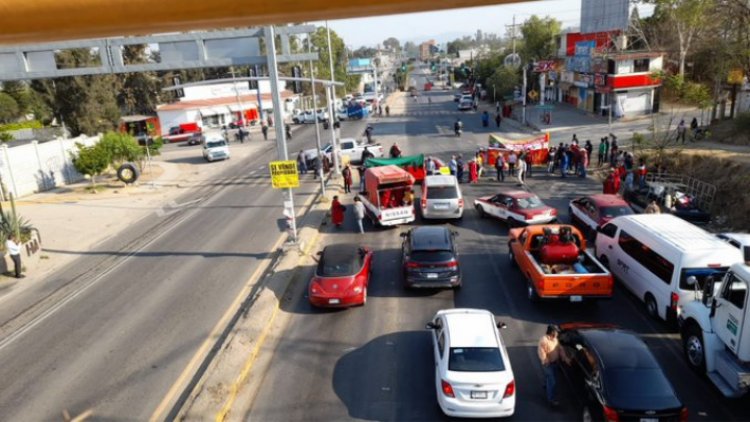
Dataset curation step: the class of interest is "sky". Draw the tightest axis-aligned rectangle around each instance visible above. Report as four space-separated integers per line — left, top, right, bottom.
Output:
324 0 654 49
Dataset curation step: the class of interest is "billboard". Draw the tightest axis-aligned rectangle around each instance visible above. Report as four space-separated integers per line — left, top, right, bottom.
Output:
581 0 629 33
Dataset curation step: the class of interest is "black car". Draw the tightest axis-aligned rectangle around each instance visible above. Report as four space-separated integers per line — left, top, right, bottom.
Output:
401 226 461 289
558 324 687 422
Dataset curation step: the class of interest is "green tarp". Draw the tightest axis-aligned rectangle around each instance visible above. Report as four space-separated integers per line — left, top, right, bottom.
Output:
365 154 425 168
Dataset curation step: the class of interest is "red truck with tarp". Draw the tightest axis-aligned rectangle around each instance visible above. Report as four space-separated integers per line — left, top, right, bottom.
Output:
364 154 446 183
481 133 550 166
360 165 416 226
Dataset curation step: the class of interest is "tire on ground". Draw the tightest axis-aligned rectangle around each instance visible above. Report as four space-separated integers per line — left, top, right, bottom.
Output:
117 162 140 184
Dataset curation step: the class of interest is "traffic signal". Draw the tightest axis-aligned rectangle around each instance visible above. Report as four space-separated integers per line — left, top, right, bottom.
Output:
292 65 303 94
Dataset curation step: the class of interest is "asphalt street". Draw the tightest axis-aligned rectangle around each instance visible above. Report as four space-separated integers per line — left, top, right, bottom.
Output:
246 68 750 421
0 118 369 419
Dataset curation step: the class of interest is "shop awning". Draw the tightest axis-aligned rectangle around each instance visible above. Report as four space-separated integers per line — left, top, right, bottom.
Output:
199 106 230 116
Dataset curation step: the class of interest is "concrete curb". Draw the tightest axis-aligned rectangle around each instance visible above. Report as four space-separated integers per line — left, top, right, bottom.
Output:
174 177 341 421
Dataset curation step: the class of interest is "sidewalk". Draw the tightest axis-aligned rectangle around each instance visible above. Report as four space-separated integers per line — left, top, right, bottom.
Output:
0 139 273 301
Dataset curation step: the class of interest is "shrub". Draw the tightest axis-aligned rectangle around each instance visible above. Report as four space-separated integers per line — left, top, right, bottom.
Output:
0 120 43 132
97 132 143 166
72 142 111 185
0 132 13 143
0 211 35 247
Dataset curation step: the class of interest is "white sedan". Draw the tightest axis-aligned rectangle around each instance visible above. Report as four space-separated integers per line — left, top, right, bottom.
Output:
426 308 515 418
474 190 558 227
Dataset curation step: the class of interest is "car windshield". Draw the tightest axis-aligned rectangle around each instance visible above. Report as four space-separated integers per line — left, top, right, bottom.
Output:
206 140 226 148
449 348 505 372
679 267 729 290
515 196 544 209
604 369 675 402
410 250 454 263
600 206 633 219
426 186 458 200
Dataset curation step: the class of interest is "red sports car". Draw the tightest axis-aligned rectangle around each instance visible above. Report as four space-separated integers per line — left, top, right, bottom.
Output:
308 244 373 308
568 194 633 237
474 190 557 227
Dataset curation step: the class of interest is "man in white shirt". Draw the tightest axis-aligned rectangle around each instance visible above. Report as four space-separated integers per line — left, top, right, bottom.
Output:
353 196 366 234
6 234 23 278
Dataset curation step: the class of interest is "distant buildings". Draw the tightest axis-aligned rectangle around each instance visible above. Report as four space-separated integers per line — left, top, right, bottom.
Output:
420 40 436 61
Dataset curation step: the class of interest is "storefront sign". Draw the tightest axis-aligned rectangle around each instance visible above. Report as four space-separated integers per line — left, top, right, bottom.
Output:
534 60 556 72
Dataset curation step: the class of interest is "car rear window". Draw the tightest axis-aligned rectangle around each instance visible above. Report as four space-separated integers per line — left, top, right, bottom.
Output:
426 186 458 200
604 369 675 402
449 348 505 372
410 250 454 263
600 206 633 219
515 196 544 209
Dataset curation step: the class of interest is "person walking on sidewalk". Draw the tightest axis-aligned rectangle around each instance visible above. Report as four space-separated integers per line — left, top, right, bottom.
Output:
6 234 23 279
330 195 346 228
677 119 687 144
538 325 570 407
261 124 269 141
353 196 366 234
495 154 505 182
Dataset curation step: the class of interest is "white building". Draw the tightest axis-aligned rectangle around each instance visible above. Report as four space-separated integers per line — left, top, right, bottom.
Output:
156 81 297 135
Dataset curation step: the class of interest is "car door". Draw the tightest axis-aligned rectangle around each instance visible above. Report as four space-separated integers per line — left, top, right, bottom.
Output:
595 223 618 270
493 194 511 220
340 140 355 161
713 271 748 355
574 343 605 420
432 319 446 391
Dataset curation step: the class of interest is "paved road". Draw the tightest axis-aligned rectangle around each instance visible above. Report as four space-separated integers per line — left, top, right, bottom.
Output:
0 118 369 419
247 68 750 421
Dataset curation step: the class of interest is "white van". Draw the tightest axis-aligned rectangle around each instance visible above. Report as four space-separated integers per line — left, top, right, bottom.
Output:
595 214 743 322
421 175 464 220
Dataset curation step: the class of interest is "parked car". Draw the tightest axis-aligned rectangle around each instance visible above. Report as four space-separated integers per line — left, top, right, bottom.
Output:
202 136 230 162
558 324 687 422
187 132 205 146
475 190 557 227
716 232 750 250
426 308 515 418
420 175 464 220
308 244 373 308
568 194 633 238
458 99 473 111
453 93 462 102
401 226 461 289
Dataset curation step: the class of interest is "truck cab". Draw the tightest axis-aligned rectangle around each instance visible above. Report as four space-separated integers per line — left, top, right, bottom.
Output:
679 247 750 397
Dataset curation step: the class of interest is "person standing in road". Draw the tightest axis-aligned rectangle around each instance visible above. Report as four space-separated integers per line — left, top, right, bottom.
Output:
261 124 269 141
637 159 648 190
456 155 465 183
330 195 346 228
313 153 322 180
426 156 437 175
342 164 353 193
524 149 533 178
517 157 527 185
357 166 366 192
361 146 374 163
538 325 569 407
579 147 588 178
353 196 366 234
385 105 390 116
508 151 517 176
285 124 292 140
645 200 661 214
584 140 593 166
597 138 606 166
448 155 457 176
6 234 23 279
495 112 502 128
560 146 569 178
297 150 307 175
495 154 505 182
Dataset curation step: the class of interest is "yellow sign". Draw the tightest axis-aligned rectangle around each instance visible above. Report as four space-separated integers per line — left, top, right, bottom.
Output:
728 69 745 85
439 166 451 175
269 160 299 188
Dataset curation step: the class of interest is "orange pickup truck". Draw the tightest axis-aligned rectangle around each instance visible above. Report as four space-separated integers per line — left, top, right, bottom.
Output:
508 224 613 303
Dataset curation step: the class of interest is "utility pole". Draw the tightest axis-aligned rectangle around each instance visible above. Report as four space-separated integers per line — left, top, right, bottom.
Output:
522 63 527 125
326 21 341 176
265 25 297 243
307 36 326 195
229 67 247 126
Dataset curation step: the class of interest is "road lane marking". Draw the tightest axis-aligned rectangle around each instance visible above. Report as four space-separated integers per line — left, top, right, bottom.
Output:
214 228 321 422
149 234 287 422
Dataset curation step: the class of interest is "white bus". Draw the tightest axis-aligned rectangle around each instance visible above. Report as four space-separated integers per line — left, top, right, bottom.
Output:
595 214 743 323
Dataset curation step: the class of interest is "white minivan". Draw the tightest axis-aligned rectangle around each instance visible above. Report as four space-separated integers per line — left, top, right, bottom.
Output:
595 214 743 322
421 175 464 220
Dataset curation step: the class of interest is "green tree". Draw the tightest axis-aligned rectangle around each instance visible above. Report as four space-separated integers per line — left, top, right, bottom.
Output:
72 142 111 185
642 0 716 76
307 27 361 99
486 66 522 100
30 49 120 136
117 45 162 115
383 37 401 51
0 93 20 123
519 15 561 61
447 39 470 56
97 132 143 167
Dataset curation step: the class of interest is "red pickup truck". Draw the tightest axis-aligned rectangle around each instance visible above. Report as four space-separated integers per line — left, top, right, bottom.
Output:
163 123 202 143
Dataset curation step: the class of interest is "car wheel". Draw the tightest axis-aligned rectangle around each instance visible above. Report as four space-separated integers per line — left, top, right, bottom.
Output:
682 322 707 373
582 406 593 422
645 293 659 319
476 204 486 218
527 280 539 302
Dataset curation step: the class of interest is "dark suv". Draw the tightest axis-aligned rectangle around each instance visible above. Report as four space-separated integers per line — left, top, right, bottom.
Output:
401 226 461 289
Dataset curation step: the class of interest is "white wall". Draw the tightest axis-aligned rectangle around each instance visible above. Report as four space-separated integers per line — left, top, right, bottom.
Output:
0 135 100 199
182 81 286 100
